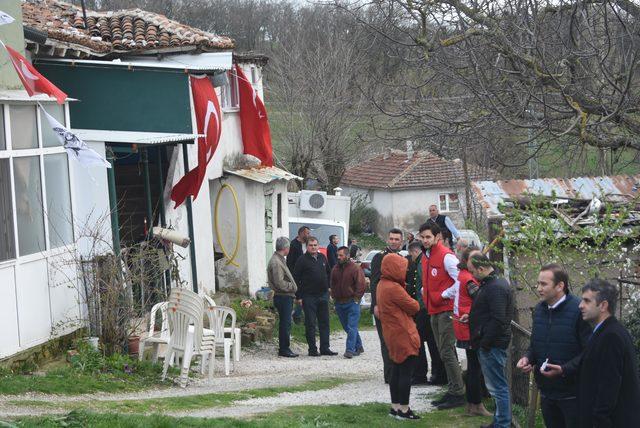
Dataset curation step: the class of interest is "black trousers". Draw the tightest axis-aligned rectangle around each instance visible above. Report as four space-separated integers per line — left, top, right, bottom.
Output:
375 314 392 383
540 396 579 428
421 309 446 381
302 292 330 353
390 355 417 405
465 348 482 404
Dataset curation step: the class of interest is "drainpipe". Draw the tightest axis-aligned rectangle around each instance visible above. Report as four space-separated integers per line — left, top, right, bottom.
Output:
106 147 121 255
141 148 153 238
182 143 198 293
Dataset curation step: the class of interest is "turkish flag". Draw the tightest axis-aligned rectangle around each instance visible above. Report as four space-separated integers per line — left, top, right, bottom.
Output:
4 44 67 104
236 65 273 166
171 75 222 208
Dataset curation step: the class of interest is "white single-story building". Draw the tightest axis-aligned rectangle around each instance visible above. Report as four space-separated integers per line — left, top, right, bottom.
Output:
341 149 495 234
0 0 292 362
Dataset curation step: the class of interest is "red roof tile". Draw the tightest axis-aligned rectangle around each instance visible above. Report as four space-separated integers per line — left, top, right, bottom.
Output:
22 0 234 57
341 150 496 190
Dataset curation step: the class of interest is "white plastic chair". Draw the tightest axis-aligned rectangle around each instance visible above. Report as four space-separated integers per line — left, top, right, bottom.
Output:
204 295 241 362
163 289 214 386
139 301 170 362
203 305 237 376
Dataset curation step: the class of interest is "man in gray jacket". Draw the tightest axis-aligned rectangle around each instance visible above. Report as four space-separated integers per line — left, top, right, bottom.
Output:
268 236 298 357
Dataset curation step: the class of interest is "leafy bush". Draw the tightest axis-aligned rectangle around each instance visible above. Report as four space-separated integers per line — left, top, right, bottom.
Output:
349 193 379 235
70 340 166 378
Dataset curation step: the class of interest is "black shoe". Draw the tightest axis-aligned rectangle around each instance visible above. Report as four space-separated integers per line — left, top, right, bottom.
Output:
480 424 494 428
388 408 397 417
395 409 420 420
308 350 320 357
436 394 465 410
320 349 338 356
278 350 298 358
344 351 355 359
430 393 452 406
411 377 430 386
356 346 364 355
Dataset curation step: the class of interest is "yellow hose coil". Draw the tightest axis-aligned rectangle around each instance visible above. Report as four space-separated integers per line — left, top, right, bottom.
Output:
214 183 241 267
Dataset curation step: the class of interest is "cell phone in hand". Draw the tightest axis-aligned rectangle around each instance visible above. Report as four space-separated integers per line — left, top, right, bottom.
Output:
540 358 549 372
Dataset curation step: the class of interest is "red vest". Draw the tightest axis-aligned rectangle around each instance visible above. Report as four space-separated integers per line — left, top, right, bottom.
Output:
453 268 478 341
421 242 455 315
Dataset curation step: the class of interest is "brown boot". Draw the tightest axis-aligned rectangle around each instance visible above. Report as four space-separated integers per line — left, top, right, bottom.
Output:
469 403 492 417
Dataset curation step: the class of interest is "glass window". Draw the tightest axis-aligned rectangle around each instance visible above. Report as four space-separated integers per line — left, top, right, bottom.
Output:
44 153 73 248
439 193 460 212
10 105 38 149
221 70 239 110
14 156 45 255
0 107 5 150
41 104 65 148
0 159 15 261
448 193 460 211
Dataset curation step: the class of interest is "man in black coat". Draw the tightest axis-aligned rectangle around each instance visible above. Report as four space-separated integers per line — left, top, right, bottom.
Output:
288 226 310 324
327 234 339 269
293 236 337 357
467 251 514 428
370 228 403 383
517 264 591 428
569 279 640 428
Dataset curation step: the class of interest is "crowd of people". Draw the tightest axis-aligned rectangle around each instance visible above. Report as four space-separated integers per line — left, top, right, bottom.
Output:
266 204 640 427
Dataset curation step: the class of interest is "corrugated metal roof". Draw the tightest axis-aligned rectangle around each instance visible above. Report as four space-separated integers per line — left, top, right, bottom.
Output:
472 175 640 218
72 129 201 145
225 166 301 184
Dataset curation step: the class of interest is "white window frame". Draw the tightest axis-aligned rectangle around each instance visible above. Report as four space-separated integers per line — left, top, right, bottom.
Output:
438 192 460 213
0 102 75 266
220 70 239 112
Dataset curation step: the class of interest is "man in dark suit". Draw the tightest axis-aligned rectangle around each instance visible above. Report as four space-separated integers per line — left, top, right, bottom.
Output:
543 278 640 428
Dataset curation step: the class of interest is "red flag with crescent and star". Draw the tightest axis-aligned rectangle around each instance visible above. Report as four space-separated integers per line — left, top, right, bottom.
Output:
171 75 222 208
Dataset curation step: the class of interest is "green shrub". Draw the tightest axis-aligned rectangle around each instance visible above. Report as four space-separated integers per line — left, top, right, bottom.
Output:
624 301 640 370
349 194 378 235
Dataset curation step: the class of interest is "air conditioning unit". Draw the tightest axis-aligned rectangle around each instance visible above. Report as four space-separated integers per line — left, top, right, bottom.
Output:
299 190 327 212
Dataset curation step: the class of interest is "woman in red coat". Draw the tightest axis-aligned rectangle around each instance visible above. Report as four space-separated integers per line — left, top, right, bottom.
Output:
454 246 491 417
376 253 421 420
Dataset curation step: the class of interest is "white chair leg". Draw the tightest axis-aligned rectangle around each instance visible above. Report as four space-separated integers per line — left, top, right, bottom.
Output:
180 348 193 387
207 350 215 380
224 340 231 376
138 341 146 361
234 328 241 362
161 349 173 380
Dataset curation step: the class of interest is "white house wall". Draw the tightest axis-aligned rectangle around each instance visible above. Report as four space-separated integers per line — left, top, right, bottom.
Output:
0 142 109 360
342 185 466 234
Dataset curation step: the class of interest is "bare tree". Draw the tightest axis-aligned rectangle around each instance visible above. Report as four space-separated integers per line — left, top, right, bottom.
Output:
269 6 370 191
335 0 640 176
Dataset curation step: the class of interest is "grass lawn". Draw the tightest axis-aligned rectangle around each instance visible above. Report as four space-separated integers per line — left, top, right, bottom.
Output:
8 378 348 414
0 366 174 396
12 402 492 427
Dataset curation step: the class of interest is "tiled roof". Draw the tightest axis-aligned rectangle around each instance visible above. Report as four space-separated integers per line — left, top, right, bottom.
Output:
341 150 495 190
22 0 234 58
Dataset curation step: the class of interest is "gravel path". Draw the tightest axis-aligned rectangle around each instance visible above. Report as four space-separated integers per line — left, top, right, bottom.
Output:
0 329 445 419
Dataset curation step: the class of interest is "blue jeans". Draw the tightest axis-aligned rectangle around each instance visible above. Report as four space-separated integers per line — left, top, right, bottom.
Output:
479 347 511 428
334 300 362 353
273 295 293 352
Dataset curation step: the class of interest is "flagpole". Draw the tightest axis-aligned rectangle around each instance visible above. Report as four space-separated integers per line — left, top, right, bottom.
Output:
182 143 198 293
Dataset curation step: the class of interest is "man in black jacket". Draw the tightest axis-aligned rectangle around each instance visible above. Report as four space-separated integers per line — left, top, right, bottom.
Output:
516 264 591 428
467 251 514 428
571 279 640 428
293 236 337 357
288 226 310 324
370 228 403 383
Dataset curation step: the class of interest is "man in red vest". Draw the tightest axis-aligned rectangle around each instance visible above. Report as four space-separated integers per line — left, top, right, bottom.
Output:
418 222 465 409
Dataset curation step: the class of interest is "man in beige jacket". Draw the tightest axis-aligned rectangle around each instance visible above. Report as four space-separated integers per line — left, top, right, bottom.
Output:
268 236 298 357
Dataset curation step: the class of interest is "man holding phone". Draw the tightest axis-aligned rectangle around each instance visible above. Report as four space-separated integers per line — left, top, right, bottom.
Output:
516 264 590 428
